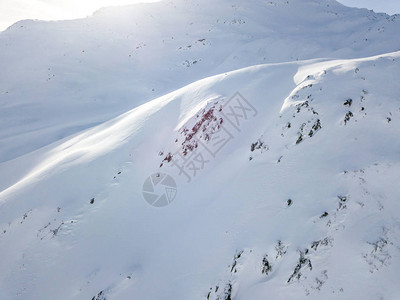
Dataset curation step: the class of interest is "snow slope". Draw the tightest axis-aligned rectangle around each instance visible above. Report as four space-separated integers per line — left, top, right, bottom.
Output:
1 0 400 162
0 1 400 300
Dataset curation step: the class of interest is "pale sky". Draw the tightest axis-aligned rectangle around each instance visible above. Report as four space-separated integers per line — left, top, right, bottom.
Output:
338 0 400 15
0 0 399 32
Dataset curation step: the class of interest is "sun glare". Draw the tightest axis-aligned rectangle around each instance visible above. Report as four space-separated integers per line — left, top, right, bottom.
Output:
0 0 160 31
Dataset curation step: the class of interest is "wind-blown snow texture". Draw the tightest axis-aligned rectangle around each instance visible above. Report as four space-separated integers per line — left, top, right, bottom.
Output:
0 0 399 299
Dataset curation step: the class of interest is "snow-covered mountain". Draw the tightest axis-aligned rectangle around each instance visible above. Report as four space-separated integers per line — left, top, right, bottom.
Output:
0 0 399 299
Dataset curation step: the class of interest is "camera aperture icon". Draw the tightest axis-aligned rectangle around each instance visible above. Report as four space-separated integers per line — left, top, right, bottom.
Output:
142 173 177 207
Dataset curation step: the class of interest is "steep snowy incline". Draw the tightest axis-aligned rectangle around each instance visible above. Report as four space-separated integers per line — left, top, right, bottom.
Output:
0 52 399 299
1 0 400 162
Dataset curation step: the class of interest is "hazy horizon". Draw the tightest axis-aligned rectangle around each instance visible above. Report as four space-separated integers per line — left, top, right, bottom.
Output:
0 0 399 32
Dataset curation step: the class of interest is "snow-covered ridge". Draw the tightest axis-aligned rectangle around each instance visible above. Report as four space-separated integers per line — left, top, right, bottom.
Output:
1 0 400 163
2 50 397 195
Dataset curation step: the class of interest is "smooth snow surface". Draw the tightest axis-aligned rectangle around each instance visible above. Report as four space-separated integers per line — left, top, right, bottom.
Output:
0 0 399 299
